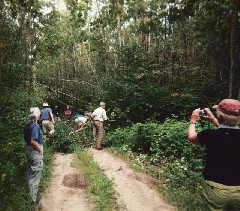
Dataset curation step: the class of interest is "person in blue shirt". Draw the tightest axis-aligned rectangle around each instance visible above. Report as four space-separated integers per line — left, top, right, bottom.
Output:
40 102 55 136
24 107 43 206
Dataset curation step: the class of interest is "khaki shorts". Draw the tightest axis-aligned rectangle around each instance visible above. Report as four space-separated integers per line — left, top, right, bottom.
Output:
203 180 240 211
42 120 54 134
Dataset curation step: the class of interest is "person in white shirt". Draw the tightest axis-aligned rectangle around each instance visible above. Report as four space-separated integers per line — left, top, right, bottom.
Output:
92 102 108 150
74 112 90 130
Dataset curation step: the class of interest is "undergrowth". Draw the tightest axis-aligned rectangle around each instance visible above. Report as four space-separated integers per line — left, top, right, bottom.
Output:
49 120 94 153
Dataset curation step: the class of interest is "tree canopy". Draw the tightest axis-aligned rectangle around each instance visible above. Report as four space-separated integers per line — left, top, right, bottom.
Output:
1 0 240 122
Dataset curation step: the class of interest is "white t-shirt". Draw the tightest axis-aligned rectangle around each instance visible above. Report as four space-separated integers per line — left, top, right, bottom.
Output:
92 107 108 122
75 116 88 125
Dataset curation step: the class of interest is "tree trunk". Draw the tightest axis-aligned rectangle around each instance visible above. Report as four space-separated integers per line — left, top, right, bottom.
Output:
229 2 238 98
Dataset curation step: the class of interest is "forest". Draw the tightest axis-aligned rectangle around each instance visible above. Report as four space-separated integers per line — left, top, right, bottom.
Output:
0 0 239 210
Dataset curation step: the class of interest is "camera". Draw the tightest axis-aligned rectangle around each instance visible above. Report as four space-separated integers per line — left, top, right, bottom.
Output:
199 109 205 117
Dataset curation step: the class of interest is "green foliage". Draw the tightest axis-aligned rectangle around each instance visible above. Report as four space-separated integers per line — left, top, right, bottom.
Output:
0 126 26 208
49 121 94 153
0 85 44 126
107 117 214 210
107 117 206 161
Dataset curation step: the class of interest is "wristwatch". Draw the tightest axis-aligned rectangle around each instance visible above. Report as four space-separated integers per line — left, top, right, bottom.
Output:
189 121 197 125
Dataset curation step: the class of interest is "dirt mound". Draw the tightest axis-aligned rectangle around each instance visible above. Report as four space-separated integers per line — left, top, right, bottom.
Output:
130 172 161 186
40 153 92 211
63 173 89 189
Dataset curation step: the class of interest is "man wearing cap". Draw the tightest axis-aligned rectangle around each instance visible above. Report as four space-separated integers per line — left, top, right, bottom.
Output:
24 107 43 207
92 102 108 150
40 103 55 136
188 99 240 210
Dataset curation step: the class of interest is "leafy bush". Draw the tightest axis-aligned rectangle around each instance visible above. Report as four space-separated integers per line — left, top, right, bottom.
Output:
107 117 208 163
0 85 44 127
0 126 26 204
49 121 94 153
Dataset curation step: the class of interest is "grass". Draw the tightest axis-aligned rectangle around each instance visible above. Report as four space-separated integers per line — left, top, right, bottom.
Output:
74 146 119 211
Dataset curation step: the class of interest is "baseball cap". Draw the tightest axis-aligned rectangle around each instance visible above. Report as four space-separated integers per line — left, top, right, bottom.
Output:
212 99 240 116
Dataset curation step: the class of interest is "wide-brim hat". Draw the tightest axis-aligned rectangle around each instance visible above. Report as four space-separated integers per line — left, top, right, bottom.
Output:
213 99 240 116
43 102 49 107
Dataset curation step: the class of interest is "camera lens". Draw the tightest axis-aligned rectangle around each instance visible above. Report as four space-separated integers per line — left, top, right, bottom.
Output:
199 110 204 117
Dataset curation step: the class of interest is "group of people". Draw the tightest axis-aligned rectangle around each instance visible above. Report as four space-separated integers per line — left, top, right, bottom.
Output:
23 101 108 206
23 98 240 210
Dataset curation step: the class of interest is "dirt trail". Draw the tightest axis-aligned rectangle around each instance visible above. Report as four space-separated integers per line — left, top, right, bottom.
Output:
88 148 175 211
40 149 175 211
40 153 92 211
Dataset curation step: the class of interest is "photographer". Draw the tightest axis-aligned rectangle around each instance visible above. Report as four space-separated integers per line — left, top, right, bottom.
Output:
188 99 240 211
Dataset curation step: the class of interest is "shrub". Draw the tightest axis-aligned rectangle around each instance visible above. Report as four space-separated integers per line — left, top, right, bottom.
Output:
49 121 94 153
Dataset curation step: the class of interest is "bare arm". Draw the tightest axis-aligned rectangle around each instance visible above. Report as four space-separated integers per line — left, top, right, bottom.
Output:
202 108 220 127
188 109 201 145
50 112 55 124
188 108 219 145
30 139 42 153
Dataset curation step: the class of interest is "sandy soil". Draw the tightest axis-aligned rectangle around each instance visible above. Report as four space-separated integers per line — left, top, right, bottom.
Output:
40 149 175 211
88 148 175 211
40 153 92 211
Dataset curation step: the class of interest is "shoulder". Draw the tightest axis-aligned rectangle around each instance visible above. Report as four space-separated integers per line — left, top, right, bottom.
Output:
26 122 40 131
198 129 219 138
93 108 100 112
197 129 215 144
32 123 40 129
99 107 105 112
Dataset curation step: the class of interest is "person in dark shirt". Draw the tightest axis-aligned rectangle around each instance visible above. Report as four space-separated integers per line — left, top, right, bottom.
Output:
188 99 240 211
53 105 61 122
24 107 43 207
